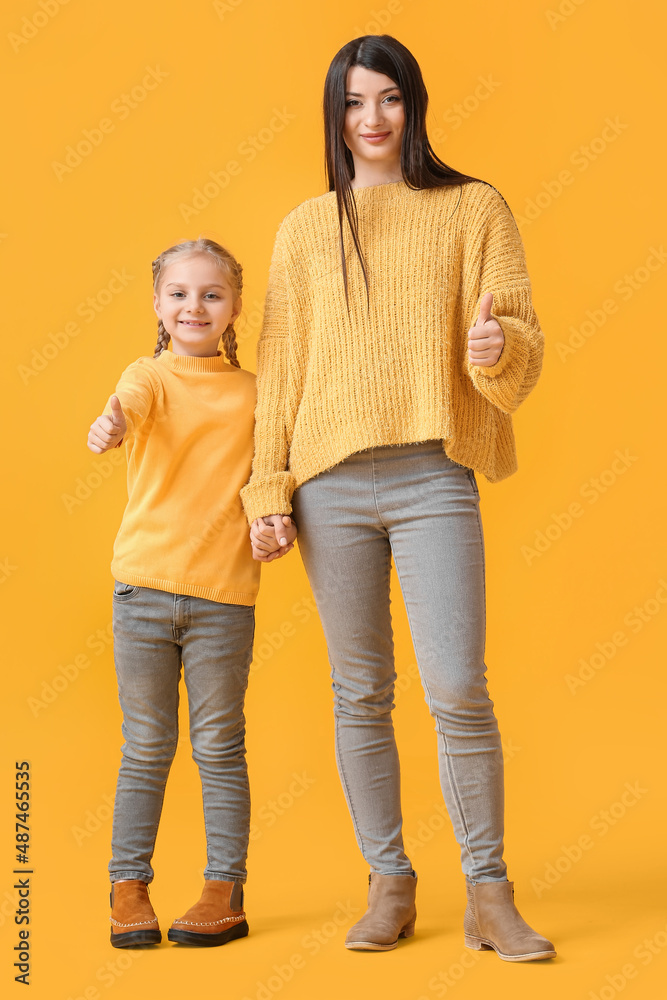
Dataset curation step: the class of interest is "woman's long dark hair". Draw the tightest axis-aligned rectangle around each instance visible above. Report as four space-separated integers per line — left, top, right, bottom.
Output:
323 34 503 308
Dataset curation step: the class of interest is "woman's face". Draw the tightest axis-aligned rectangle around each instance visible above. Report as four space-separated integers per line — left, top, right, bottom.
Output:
343 65 405 170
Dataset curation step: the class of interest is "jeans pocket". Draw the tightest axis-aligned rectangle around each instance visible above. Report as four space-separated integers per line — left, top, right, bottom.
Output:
113 580 140 601
466 468 480 497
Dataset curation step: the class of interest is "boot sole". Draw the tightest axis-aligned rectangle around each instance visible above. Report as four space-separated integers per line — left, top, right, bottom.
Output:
464 934 556 961
110 929 161 948
345 924 415 951
168 919 249 948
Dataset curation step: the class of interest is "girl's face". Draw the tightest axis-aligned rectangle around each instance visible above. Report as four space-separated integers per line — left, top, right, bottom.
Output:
343 65 405 173
153 254 241 358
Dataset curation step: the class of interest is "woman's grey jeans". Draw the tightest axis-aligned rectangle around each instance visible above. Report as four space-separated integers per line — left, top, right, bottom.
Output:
291 440 508 883
108 583 255 884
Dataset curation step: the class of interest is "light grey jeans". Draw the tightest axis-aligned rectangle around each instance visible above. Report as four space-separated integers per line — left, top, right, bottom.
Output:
109 583 255 884
291 440 507 883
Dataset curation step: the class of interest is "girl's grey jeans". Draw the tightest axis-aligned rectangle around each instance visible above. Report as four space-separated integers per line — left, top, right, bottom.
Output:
291 439 508 883
108 584 255 884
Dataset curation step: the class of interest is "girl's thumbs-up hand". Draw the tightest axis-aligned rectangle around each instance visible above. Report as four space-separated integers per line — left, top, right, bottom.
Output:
467 291 505 367
87 395 127 453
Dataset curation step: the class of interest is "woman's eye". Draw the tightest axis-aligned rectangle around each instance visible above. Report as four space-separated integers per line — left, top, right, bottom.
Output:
346 100 360 107
384 94 400 103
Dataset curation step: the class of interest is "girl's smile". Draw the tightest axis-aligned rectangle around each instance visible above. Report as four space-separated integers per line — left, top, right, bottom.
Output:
153 253 241 358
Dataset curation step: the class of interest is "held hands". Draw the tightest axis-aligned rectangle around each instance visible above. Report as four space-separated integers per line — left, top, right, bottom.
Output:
467 292 505 367
87 395 127 453
250 515 297 563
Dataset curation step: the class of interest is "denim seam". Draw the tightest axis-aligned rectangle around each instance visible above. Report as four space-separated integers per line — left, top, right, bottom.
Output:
389 540 476 873
333 681 369 861
370 448 386 528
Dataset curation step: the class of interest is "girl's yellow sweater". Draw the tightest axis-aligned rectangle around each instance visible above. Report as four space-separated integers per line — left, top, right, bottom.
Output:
240 179 544 525
103 349 260 605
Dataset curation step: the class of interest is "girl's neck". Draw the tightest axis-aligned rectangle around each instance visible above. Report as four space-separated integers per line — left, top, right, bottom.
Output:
169 342 222 359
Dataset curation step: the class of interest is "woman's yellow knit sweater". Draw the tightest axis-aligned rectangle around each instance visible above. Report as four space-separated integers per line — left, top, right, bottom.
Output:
240 179 544 525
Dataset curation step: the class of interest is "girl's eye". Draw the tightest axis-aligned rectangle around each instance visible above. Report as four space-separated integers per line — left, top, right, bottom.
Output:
204 293 219 299
171 291 185 298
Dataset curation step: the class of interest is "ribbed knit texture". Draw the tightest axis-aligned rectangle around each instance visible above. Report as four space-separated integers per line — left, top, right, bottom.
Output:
239 179 544 524
103 349 260 605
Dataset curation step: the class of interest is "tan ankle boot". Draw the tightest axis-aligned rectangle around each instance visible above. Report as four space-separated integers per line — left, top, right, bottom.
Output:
168 880 248 947
109 880 161 948
345 872 417 951
464 878 556 961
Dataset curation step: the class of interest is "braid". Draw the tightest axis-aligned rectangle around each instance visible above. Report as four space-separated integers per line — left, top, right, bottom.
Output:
153 319 171 358
221 321 241 368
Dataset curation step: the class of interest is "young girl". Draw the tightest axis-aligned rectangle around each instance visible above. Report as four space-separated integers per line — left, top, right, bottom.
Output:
87 237 296 949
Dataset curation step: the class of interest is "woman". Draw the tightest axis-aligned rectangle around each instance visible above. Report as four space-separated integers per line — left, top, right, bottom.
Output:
240 34 555 962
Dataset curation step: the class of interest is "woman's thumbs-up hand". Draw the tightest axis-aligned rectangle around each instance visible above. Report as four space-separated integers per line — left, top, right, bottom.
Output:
467 291 505 367
87 394 127 453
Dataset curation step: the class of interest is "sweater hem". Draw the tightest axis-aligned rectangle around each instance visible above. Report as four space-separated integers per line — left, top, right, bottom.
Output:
109 569 258 606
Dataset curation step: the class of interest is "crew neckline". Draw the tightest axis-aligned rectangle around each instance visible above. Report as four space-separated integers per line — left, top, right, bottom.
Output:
350 179 410 200
156 350 234 373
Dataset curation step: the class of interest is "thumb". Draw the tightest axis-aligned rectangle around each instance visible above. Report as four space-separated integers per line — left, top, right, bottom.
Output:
110 395 125 426
475 291 493 326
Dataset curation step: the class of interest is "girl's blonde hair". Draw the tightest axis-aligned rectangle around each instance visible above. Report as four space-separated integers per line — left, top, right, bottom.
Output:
151 237 243 368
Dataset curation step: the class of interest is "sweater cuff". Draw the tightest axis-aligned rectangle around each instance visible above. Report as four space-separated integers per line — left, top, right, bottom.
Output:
240 472 297 525
468 317 515 379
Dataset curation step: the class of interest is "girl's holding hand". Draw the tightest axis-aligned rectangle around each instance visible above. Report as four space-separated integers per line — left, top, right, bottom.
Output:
88 238 276 949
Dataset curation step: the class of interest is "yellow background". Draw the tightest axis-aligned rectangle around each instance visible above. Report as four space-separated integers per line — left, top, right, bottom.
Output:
2 0 666 997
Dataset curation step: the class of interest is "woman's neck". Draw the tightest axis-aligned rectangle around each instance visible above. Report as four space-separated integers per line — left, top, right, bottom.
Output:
349 159 404 190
